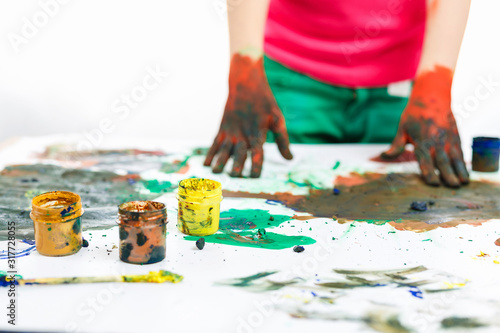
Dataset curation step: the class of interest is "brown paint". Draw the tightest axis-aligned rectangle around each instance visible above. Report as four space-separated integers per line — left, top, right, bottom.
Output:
117 201 167 264
370 150 417 163
495 238 500 247
224 173 500 232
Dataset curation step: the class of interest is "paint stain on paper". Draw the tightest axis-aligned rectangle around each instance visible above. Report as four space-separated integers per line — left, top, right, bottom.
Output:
224 173 500 232
0 164 176 238
184 209 316 250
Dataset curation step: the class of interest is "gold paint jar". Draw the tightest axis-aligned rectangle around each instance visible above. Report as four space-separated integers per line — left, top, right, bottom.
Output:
30 191 84 256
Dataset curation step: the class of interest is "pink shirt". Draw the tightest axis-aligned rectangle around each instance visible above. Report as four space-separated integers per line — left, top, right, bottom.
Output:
264 0 426 88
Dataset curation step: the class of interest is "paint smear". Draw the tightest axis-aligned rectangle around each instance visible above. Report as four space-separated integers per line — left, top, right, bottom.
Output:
370 150 417 163
0 164 175 239
224 173 500 232
184 209 316 250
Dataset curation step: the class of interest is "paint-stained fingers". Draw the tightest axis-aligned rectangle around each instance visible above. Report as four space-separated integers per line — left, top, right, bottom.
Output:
415 146 440 186
212 139 233 174
250 145 264 178
434 148 460 188
229 142 248 177
270 112 293 160
450 145 469 184
204 134 223 166
381 129 406 159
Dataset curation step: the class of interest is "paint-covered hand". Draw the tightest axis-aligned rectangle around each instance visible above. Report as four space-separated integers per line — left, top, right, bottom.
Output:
382 66 469 187
204 54 293 177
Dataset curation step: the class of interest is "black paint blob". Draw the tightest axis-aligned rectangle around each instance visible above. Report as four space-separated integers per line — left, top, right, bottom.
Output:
196 238 205 250
293 245 305 253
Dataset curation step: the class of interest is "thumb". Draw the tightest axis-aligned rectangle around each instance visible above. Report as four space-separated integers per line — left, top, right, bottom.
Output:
381 129 407 159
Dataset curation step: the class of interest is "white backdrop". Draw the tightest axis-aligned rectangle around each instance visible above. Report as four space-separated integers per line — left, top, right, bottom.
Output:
0 0 499 148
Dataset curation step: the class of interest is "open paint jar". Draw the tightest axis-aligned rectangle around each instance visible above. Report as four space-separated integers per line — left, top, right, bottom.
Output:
472 137 500 172
177 178 222 236
117 201 167 264
30 191 84 256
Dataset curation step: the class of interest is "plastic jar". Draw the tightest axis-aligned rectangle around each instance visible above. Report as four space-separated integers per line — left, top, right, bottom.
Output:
117 201 167 264
177 178 222 236
30 191 84 256
472 137 500 172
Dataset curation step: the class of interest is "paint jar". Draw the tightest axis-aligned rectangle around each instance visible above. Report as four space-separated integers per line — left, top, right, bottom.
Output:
117 201 167 264
177 178 222 236
30 191 84 256
472 137 500 172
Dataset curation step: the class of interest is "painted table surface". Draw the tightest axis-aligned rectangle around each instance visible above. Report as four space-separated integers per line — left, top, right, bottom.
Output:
0 135 500 333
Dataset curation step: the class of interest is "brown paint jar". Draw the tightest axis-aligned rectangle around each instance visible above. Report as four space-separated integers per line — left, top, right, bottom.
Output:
117 201 167 264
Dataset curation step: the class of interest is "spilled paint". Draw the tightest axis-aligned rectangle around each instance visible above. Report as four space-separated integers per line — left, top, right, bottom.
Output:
185 229 315 250
370 150 416 163
0 164 177 239
2 270 183 286
184 209 316 250
224 173 500 232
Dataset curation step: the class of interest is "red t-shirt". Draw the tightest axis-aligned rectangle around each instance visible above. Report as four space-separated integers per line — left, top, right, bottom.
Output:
264 0 426 88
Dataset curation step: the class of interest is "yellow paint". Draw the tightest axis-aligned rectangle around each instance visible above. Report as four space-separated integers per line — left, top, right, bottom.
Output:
177 178 222 236
494 260 499 264
122 270 183 283
443 281 467 289
477 251 490 257
30 191 83 256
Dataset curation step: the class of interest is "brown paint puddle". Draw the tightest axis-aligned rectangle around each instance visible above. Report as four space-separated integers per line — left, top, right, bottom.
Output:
495 238 500 247
224 173 500 232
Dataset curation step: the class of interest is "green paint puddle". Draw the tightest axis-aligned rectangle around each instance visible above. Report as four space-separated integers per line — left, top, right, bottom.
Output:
332 161 341 170
184 209 316 250
140 179 174 193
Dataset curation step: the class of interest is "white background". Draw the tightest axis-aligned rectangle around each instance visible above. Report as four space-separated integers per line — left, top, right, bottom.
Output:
0 0 499 147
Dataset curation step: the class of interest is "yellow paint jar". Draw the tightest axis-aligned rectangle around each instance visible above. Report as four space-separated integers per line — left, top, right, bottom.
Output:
30 191 84 256
177 178 222 236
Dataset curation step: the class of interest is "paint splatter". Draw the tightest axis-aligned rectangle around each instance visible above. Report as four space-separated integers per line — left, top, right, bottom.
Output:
441 317 485 329
184 229 315 250
185 209 316 249
224 173 500 232
0 164 176 239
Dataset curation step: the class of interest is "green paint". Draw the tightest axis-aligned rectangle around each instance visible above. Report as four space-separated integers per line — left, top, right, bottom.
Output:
219 209 291 230
185 209 316 250
185 229 315 250
441 317 484 329
160 157 189 174
422 239 432 242
140 179 174 194
332 161 341 170
217 271 277 287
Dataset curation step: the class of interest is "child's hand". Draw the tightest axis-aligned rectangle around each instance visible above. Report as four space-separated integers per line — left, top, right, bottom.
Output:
382 66 469 187
204 54 293 178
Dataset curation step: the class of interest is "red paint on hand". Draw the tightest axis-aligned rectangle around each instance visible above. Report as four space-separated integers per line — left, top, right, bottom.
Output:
204 54 293 178
382 66 469 187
